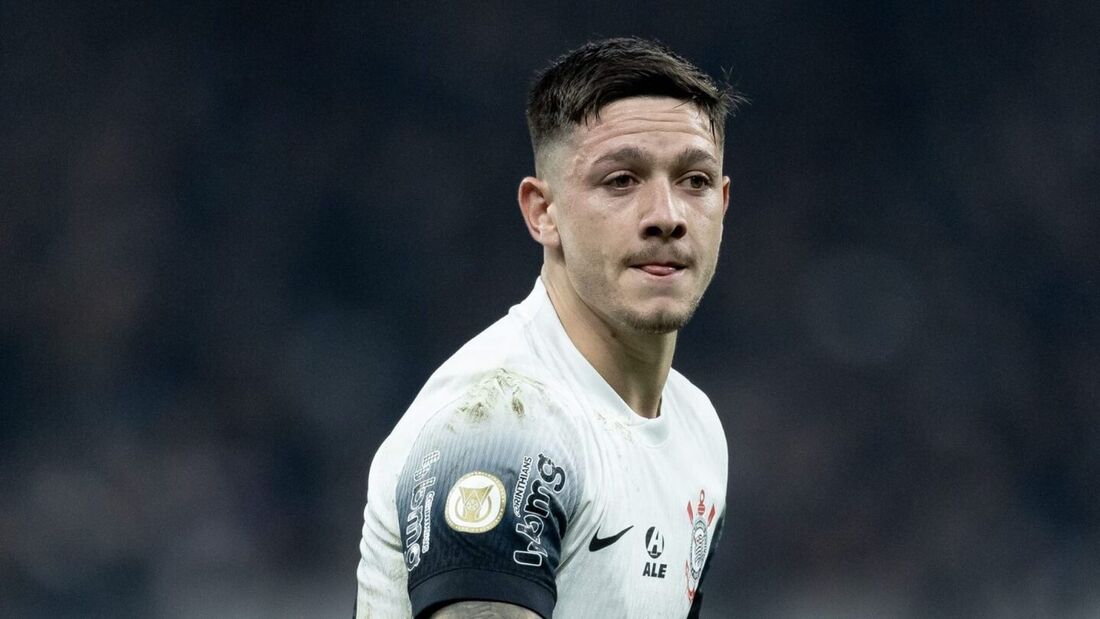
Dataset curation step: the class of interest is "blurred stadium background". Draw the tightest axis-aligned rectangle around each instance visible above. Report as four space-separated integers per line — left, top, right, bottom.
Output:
2 1 1097 617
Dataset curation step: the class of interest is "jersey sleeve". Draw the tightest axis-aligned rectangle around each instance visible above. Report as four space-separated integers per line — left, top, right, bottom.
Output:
394 370 581 619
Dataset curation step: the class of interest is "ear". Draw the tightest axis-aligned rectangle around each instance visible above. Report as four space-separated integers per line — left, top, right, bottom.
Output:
721 176 731 216
517 176 560 247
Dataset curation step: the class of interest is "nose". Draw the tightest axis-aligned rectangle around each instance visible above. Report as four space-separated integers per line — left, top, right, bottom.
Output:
640 181 687 240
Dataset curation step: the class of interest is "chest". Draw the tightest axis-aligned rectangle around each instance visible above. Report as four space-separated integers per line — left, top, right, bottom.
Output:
554 417 725 617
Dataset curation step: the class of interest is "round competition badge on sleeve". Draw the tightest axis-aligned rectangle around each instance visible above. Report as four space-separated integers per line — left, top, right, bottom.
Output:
444 471 506 533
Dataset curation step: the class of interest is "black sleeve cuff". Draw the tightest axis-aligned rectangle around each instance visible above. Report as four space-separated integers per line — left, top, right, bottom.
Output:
410 568 555 619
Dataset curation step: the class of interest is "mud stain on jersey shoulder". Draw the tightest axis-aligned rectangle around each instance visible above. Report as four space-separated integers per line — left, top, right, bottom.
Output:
458 399 490 422
455 368 543 423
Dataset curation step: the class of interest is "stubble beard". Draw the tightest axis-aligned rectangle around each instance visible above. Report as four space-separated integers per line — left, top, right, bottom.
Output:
612 264 717 335
616 292 703 334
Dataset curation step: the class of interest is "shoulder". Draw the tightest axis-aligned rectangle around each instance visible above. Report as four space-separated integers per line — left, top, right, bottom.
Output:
666 368 727 461
426 368 569 438
383 312 550 434
411 306 557 416
369 286 581 489
667 368 722 427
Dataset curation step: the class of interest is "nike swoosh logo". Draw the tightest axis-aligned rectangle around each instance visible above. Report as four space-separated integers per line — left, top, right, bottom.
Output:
588 525 634 552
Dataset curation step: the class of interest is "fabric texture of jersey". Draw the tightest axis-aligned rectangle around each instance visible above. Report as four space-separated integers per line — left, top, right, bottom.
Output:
355 278 728 618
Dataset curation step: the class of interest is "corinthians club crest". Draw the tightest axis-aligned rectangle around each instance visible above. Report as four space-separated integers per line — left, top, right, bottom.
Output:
685 489 716 602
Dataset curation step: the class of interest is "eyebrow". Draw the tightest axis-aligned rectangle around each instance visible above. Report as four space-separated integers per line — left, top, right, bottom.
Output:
673 147 720 170
590 146 719 170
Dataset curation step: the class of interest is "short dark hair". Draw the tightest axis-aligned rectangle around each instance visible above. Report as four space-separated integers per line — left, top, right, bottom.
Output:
526 37 745 165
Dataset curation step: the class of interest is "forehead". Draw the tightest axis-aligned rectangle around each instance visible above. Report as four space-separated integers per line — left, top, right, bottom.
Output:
568 96 720 164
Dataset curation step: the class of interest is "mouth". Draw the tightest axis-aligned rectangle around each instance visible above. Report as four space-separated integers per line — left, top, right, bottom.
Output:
630 262 687 277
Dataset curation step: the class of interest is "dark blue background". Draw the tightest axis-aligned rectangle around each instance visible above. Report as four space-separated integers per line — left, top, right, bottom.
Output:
2 1 1097 616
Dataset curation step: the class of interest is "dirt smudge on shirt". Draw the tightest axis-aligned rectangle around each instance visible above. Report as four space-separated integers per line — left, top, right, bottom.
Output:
459 399 490 421
454 368 542 423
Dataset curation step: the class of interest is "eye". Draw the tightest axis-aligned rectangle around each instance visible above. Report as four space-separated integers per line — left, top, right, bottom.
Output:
681 174 712 190
605 173 638 189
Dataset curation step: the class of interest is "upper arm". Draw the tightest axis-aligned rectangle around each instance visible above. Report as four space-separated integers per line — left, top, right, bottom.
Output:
397 370 581 619
430 600 543 619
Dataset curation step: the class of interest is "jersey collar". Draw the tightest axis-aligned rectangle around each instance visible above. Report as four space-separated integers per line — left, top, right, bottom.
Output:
513 278 671 447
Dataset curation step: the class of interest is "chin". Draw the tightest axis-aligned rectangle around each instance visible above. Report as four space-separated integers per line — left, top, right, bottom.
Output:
618 305 696 335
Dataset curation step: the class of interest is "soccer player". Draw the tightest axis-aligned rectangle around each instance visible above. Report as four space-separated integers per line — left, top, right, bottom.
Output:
355 37 743 618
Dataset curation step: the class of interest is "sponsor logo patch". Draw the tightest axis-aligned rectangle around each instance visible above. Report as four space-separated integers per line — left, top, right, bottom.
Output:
642 526 667 578
513 453 567 567
511 456 532 517
444 471 506 533
403 450 440 571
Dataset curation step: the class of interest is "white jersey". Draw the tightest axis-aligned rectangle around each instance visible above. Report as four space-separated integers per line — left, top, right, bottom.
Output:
356 278 728 618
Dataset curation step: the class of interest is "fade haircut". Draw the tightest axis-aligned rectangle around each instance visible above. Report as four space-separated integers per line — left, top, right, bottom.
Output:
526 37 745 172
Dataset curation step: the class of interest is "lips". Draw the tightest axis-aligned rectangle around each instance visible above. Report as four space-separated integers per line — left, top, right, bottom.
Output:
637 264 680 276
626 250 691 277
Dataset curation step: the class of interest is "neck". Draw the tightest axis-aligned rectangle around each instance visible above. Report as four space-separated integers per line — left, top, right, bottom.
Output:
541 266 676 419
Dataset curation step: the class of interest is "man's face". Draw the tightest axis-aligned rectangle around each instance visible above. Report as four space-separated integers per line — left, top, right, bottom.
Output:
543 96 729 335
